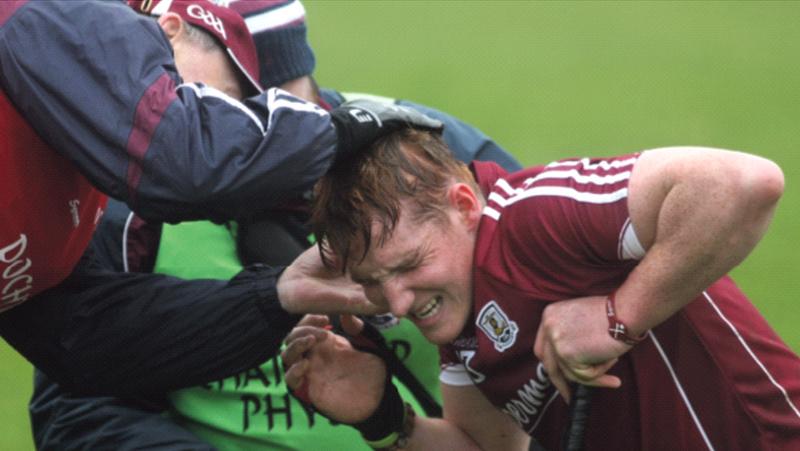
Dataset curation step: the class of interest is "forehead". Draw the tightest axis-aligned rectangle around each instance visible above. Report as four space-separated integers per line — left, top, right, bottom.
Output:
348 209 430 276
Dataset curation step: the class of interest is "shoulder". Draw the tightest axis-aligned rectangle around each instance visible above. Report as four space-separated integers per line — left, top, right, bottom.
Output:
482 154 638 223
7 1 159 40
2 0 169 83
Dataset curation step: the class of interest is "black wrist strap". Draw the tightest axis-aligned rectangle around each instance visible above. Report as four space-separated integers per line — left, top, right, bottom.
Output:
352 374 406 441
330 316 442 418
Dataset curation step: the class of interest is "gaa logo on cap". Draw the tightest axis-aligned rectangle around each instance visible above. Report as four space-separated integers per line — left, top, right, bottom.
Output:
186 4 227 39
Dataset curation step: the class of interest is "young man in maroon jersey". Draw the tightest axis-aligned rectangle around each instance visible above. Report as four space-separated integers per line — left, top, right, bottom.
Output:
282 129 800 450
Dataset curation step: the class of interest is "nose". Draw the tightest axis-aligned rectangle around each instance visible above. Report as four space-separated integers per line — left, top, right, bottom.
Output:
381 276 415 318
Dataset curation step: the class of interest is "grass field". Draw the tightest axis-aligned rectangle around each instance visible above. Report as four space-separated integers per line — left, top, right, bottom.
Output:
2 1 799 449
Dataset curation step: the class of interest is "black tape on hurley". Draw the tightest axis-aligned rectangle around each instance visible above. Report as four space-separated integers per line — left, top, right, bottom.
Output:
562 384 594 451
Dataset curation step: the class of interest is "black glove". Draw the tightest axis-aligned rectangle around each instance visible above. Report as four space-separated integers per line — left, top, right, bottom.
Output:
329 99 444 163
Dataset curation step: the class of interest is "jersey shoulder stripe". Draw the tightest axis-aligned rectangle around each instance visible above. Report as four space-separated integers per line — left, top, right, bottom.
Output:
483 154 639 221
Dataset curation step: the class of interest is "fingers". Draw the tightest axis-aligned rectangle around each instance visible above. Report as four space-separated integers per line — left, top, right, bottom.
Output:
339 314 364 335
284 358 310 392
534 317 570 400
534 320 620 403
298 314 330 327
282 327 329 367
284 324 330 346
569 359 622 389
542 340 572 402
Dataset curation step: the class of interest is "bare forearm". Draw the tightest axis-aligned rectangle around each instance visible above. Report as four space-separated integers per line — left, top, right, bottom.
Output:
401 416 484 451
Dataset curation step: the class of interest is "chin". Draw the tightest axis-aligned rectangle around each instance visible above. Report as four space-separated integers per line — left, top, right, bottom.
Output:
421 326 460 346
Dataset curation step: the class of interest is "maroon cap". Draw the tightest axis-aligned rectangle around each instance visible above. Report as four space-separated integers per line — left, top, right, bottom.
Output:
129 0 262 95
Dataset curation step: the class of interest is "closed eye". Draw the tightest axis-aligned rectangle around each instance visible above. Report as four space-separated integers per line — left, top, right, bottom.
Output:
352 275 378 287
392 246 430 275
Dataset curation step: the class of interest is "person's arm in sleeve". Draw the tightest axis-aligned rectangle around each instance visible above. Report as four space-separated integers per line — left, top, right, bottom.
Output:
0 243 378 395
0 1 333 222
30 369 215 451
533 147 784 399
0 1 440 223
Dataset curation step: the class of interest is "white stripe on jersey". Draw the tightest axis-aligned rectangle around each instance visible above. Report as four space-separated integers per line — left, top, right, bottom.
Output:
546 156 638 171
121 211 134 273
178 83 266 135
495 178 517 196
265 88 328 130
488 185 629 209
522 168 632 187
242 0 306 33
482 206 501 221
650 330 716 450
703 291 800 419
483 156 635 217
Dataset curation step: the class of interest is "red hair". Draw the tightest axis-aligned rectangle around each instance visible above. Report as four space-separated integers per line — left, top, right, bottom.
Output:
311 129 477 270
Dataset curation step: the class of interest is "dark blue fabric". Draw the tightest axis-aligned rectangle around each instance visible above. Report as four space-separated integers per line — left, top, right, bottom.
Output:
0 244 299 396
31 370 216 451
26 198 301 449
320 88 523 173
0 0 337 223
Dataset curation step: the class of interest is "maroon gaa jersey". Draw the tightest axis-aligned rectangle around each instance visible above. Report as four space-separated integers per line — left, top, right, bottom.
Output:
0 91 107 312
440 156 800 450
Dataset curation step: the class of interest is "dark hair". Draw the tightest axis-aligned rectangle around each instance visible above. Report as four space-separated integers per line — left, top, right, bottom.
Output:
311 128 477 270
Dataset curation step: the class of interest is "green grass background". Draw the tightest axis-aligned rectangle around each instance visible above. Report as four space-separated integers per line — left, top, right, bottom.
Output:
2 1 799 449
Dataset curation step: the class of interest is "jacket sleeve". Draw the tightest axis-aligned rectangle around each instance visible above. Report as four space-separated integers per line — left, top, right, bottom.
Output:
0 0 336 223
30 369 216 451
0 255 302 396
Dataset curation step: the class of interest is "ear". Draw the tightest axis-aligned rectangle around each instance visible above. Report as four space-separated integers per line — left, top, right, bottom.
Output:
157 12 185 42
447 183 482 230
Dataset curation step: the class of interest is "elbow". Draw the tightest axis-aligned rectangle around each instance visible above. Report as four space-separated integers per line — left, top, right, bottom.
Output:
740 157 784 209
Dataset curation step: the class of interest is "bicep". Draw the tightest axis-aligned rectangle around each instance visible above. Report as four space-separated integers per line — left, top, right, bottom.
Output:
627 146 753 250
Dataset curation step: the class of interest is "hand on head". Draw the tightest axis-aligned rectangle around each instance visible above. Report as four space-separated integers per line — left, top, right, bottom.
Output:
277 246 385 316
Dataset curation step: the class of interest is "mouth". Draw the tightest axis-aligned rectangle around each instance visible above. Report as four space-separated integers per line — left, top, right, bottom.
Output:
412 295 443 320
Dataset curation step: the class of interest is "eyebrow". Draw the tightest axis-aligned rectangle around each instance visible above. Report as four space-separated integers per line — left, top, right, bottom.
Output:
350 246 427 285
392 248 425 272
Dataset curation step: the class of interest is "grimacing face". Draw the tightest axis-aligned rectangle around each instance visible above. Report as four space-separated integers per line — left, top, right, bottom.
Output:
348 194 481 345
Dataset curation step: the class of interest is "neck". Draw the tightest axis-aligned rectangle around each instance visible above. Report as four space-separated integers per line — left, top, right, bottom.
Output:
279 76 319 105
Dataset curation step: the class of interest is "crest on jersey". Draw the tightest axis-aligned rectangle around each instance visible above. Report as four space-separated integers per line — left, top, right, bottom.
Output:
476 300 519 352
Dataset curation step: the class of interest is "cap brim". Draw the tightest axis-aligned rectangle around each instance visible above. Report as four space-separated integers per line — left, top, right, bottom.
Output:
227 48 263 96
